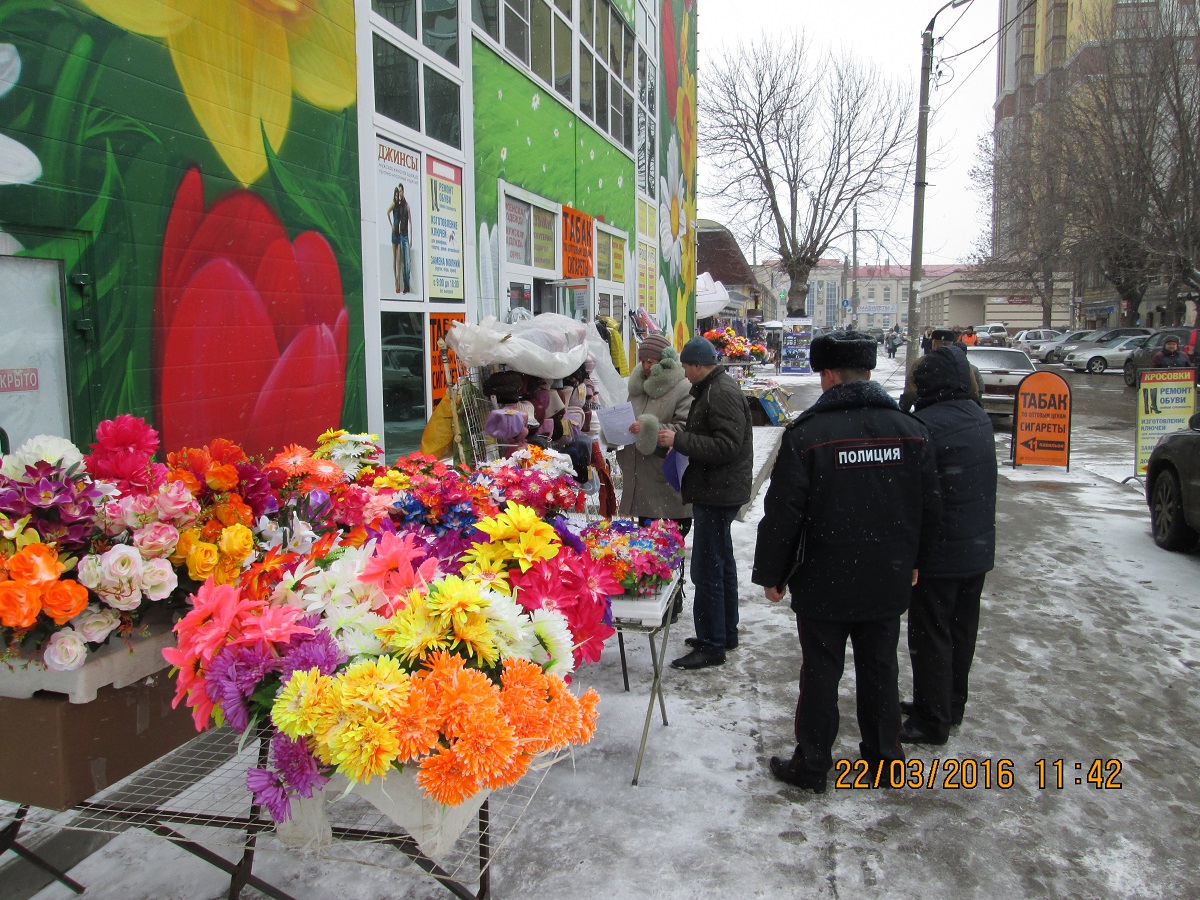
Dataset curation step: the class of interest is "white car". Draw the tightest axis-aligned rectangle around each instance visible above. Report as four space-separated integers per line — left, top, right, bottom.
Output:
964 346 1037 416
1013 328 1063 356
1063 335 1149 374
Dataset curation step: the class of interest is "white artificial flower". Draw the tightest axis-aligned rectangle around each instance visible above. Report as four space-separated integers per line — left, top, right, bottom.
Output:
75 554 105 591
1 434 84 479
0 45 41 187
658 131 687 282
528 608 575 677
482 590 534 659
43 628 88 671
139 558 178 601
71 604 121 644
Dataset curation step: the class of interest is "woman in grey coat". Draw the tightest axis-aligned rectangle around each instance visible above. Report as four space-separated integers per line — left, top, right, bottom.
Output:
616 333 693 534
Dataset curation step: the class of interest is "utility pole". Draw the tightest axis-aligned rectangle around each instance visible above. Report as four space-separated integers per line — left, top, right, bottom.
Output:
908 0 973 358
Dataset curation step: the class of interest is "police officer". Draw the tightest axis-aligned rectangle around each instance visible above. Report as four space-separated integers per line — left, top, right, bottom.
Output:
753 330 941 793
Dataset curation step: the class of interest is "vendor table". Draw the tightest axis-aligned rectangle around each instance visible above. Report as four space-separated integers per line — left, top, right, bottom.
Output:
1 726 553 900
608 573 683 786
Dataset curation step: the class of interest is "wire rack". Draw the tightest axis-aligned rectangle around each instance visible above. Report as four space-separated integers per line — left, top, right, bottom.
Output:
2 727 558 894
439 341 498 469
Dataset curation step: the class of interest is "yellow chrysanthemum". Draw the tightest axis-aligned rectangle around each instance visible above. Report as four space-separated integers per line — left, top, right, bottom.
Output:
426 576 487 626
336 656 410 718
451 610 500 668
79 0 356 185
378 593 452 662
328 715 402 782
458 541 508 570
271 667 335 738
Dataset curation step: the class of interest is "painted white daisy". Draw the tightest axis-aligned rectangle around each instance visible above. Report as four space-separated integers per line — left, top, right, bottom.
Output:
598 178 603 189
0 45 39 187
553 127 559 138
531 92 540 110
659 131 687 281
500 147 507 161
526 136 531 146
589 148 594 160
618 175 623 188
498 89 503 99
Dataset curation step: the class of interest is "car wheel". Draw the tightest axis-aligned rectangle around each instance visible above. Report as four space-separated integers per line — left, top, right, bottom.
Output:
1150 468 1198 551
1086 357 1107 374
1123 361 1137 387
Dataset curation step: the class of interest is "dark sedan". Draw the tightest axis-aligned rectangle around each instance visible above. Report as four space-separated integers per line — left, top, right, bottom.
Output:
1123 327 1200 387
1146 413 1200 550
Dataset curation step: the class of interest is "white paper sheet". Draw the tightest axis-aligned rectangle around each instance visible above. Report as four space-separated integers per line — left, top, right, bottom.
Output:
596 401 639 446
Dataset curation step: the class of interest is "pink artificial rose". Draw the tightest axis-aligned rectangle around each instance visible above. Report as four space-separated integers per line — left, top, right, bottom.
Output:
133 522 181 559
156 480 201 526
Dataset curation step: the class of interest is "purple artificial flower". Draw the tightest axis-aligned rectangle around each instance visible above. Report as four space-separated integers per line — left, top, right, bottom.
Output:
270 733 329 798
235 462 279 518
246 767 291 822
22 469 71 509
0 483 28 516
548 515 586 554
278 627 346 680
205 643 283 732
429 529 476 568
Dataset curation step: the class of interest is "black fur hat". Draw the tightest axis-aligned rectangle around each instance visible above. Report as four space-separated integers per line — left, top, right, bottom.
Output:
810 330 877 372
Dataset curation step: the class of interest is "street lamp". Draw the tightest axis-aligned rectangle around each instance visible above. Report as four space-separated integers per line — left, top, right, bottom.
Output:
907 0 973 359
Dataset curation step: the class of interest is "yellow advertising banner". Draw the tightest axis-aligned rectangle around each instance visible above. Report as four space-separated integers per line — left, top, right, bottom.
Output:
1012 371 1072 468
1136 369 1196 473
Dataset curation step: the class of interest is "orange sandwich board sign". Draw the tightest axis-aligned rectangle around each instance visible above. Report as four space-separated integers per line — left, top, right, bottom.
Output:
1012 370 1071 469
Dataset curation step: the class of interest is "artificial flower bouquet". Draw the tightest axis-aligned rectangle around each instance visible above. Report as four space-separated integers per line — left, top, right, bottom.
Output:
702 327 769 363
580 519 685 596
0 416 196 671
164 502 601 822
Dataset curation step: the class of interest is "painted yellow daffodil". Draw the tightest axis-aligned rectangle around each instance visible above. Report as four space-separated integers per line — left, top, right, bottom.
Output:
80 0 356 185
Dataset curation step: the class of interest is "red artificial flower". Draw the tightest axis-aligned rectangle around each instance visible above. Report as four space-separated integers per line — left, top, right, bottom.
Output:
155 168 348 459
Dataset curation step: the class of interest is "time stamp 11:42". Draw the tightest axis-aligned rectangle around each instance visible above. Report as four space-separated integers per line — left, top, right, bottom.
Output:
832 758 1123 790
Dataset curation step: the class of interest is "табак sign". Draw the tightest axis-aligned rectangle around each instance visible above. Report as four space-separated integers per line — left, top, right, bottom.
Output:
1012 370 1071 468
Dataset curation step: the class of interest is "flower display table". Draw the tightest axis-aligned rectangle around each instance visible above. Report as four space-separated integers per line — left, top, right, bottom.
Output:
607 572 683 785
3 726 551 899
0 611 176 704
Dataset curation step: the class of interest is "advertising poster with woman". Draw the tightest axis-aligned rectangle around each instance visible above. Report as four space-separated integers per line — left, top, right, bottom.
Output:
378 136 423 299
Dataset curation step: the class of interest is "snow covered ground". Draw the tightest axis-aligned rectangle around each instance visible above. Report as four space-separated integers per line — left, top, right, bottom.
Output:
9 351 1200 899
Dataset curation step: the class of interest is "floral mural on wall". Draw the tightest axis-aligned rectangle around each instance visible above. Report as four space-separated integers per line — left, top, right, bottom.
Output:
0 0 363 453
658 0 697 349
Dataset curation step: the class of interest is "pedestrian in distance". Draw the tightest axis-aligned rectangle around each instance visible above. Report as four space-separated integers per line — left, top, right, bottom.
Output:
1151 335 1191 368
900 348 997 745
960 326 978 346
658 336 754 671
921 326 934 355
617 333 693 534
753 330 941 793
899 329 981 411
885 330 899 360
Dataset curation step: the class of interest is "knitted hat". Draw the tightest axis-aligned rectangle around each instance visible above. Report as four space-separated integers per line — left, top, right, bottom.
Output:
679 336 719 366
810 330 877 372
638 333 672 361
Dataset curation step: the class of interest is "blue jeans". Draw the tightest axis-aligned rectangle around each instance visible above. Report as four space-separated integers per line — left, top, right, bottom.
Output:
690 504 740 649
398 235 411 293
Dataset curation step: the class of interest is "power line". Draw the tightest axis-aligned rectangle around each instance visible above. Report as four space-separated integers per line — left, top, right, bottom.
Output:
940 0 1038 64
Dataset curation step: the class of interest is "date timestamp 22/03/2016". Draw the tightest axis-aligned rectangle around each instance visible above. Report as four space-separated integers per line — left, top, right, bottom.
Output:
832 758 1123 790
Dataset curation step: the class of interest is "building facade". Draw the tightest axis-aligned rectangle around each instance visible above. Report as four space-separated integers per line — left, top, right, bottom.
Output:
0 0 696 459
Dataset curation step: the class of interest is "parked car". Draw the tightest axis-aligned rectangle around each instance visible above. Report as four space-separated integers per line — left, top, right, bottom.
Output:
970 324 1013 347
1012 328 1062 356
1145 412 1200 550
964 346 1037 416
1037 329 1102 363
1063 335 1148 374
1123 327 1200 387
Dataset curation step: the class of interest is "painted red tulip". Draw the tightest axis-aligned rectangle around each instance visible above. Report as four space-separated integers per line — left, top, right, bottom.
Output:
155 168 348 458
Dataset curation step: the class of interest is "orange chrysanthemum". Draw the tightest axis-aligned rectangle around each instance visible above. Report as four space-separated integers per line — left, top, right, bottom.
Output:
389 679 442 763
449 714 518 784
416 745 477 806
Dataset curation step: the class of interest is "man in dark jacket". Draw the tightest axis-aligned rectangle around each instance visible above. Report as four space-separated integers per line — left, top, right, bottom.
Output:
753 331 941 793
658 336 753 670
901 349 997 744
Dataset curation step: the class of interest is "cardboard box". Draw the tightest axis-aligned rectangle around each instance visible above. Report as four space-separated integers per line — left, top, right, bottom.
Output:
0 674 197 810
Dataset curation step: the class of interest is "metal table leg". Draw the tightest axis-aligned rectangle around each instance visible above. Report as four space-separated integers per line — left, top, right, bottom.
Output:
632 612 673 786
0 806 85 894
617 630 630 692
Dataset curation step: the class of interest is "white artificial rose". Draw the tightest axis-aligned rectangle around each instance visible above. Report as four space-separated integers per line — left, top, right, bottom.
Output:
43 628 89 671
139 558 178 601
75 554 105 591
98 544 142 586
70 604 121 643
98 582 143 612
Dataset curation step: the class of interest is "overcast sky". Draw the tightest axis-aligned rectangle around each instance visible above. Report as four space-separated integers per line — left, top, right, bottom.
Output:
695 0 1001 266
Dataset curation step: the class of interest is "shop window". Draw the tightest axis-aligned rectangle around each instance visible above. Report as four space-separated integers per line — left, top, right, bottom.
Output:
424 67 461 148
381 310 427 462
374 0 417 37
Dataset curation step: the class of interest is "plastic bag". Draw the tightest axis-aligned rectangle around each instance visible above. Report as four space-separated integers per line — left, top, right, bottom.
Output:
445 313 588 379
420 394 456 459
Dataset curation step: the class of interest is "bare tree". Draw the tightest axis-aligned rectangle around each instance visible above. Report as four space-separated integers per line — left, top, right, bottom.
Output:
700 34 916 317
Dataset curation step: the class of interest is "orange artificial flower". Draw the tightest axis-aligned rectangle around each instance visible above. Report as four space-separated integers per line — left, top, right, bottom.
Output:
416 745 477 806
186 541 220 581
199 518 224 544
389 680 442 763
302 458 345 489
212 554 243 586
171 527 202 566
6 543 65 585
340 525 368 548
168 446 212 475
0 580 42 629
269 444 314 478
41 579 90 625
206 438 248 466
212 496 253 528
168 469 203 495
204 462 240 492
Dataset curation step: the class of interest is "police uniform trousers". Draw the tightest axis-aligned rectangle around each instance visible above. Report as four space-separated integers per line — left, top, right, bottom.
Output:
906 573 985 740
789 615 905 780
